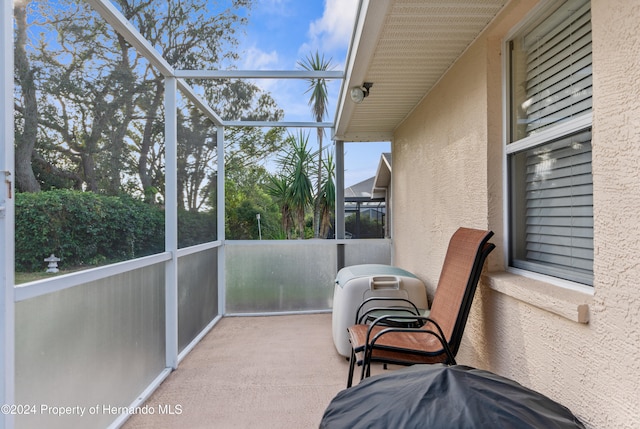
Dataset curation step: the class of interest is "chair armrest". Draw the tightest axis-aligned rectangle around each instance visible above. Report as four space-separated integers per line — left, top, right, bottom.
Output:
363 316 456 365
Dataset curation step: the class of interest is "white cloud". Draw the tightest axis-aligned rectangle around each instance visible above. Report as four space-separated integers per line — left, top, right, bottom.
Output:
302 0 359 54
256 0 291 16
241 46 280 70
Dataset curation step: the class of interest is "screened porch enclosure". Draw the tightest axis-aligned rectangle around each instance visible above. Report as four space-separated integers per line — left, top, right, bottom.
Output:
14 240 390 429
1 1 391 428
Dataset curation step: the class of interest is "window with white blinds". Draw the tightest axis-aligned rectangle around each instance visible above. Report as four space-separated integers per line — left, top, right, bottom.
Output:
510 130 593 284
523 1 591 135
507 0 593 286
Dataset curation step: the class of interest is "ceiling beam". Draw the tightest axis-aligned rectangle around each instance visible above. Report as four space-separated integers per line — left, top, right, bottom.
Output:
223 121 333 128
175 70 344 80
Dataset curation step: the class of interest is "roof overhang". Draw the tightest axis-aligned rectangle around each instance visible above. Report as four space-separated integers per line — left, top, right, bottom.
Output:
334 0 507 142
372 153 391 198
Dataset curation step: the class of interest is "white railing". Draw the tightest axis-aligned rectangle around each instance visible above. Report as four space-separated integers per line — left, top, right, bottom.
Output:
14 239 390 428
225 239 391 314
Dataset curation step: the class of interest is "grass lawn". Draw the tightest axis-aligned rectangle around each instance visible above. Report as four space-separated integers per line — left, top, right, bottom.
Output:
15 267 87 285
15 271 61 284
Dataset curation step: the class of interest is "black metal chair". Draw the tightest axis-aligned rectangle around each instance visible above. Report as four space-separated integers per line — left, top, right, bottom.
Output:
347 227 495 387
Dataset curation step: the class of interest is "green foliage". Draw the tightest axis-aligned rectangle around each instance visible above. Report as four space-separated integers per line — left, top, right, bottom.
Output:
272 132 316 238
15 190 164 271
266 174 293 239
227 200 261 239
318 151 336 238
298 50 335 238
298 51 334 123
14 0 284 207
345 213 384 239
178 209 217 247
225 165 282 240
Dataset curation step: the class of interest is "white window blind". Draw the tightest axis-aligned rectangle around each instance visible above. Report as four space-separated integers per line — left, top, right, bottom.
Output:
509 0 593 285
523 0 592 136
512 130 593 285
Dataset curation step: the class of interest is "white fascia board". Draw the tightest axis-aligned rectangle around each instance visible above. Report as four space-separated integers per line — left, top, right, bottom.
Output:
334 131 394 142
373 153 392 190
333 0 393 141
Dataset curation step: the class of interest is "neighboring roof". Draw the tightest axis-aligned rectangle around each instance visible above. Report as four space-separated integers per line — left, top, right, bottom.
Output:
372 152 391 199
345 177 376 199
334 0 507 142
345 153 391 201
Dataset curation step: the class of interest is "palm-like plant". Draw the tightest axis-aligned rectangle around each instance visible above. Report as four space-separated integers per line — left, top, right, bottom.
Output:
298 51 334 238
266 174 294 239
319 151 336 238
273 131 315 238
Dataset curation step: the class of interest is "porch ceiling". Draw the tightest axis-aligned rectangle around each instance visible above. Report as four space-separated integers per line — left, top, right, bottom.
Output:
334 0 507 142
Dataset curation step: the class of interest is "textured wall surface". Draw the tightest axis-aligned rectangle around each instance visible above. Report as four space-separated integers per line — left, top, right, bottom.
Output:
391 1 640 428
393 39 489 290
589 0 640 426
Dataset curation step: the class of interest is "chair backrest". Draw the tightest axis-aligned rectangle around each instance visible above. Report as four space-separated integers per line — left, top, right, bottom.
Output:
425 228 495 357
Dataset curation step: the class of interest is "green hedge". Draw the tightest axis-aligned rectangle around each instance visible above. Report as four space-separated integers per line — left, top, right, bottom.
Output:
15 190 165 271
177 209 217 248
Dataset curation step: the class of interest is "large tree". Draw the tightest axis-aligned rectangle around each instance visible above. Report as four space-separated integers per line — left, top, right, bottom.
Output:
14 1 44 193
298 51 334 238
14 0 285 210
15 0 141 193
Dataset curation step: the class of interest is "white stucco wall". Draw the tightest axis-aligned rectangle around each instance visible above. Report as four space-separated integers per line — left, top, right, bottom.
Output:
391 1 640 427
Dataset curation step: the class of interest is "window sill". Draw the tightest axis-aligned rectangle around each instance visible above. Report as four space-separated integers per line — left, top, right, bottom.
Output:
483 272 592 324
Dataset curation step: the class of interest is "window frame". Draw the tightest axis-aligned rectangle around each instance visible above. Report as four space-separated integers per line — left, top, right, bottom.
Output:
502 0 594 292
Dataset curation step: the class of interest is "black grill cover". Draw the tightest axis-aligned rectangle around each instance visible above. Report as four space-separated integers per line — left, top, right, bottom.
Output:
320 365 584 429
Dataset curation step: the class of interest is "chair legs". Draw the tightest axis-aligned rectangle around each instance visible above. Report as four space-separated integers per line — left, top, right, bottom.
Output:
347 346 373 388
361 347 370 381
347 347 356 388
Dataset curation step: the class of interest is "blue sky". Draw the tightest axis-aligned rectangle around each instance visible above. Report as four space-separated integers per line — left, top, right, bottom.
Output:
24 0 389 188
236 0 391 188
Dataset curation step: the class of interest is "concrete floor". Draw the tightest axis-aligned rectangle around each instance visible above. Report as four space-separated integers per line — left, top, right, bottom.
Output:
121 313 366 429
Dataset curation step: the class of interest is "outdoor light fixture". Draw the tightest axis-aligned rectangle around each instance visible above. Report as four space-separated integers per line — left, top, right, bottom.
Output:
350 82 373 104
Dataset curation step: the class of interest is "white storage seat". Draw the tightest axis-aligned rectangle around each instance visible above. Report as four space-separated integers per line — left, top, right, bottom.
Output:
332 264 428 357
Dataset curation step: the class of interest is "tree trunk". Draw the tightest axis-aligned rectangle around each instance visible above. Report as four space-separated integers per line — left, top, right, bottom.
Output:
14 4 41 193
107 35 137 194
313 128 323 238
80 152 99 192
139 79 163 202
81 94 111 192
320 206 332 238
